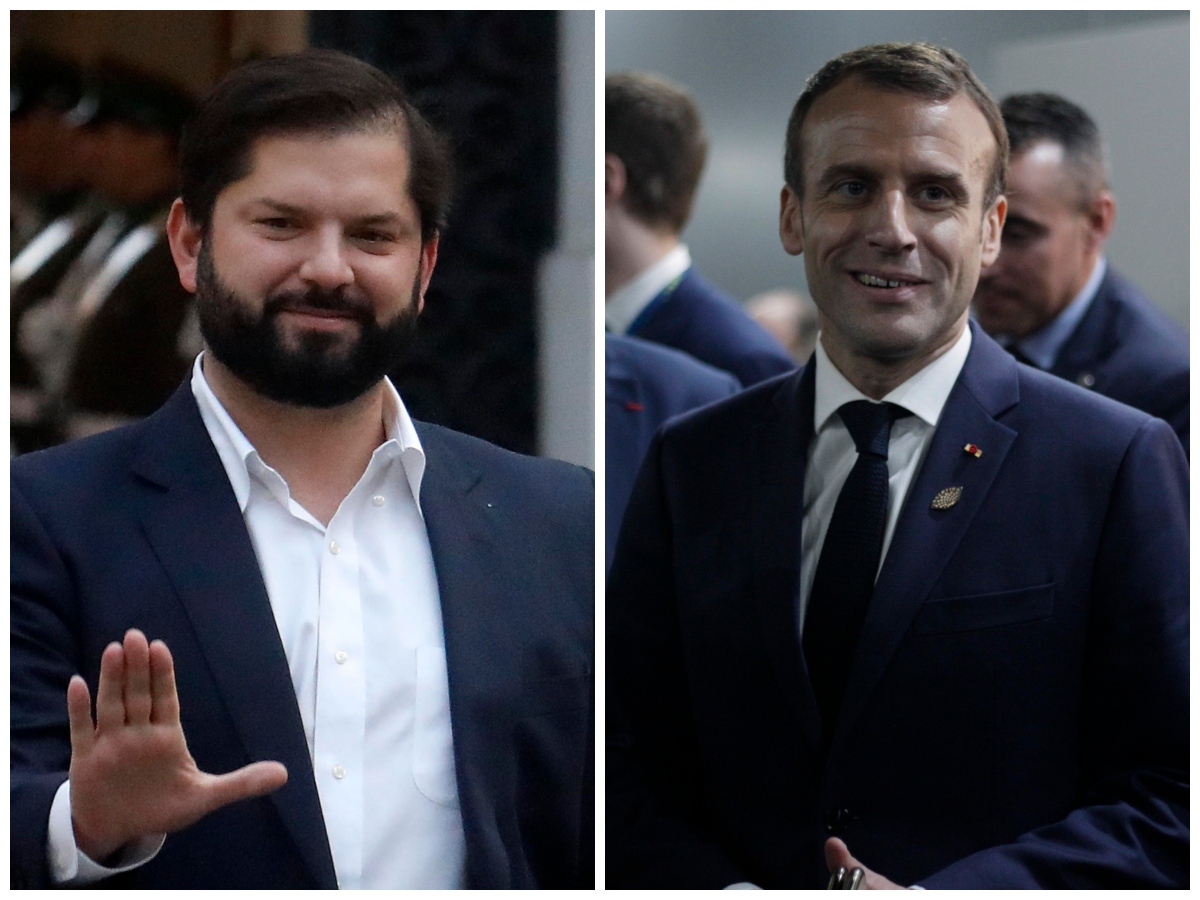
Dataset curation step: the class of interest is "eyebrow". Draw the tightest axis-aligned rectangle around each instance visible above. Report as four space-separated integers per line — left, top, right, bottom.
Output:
815 164 971 196
248 199 406 227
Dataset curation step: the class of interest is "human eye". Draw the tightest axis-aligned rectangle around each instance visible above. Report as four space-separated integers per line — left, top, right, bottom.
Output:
351 228 398 249
835 179 869 199
255 216 297 234
917 184 953 204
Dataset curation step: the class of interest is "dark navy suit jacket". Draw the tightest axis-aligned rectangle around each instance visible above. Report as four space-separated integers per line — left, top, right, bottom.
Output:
605 334 739 570
607 324 1188 888
1048 266 1189 455
11 383 594 889
630 267 796 387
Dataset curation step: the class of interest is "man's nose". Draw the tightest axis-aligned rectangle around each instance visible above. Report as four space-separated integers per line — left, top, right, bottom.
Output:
865 190 917 253
298 227 354 289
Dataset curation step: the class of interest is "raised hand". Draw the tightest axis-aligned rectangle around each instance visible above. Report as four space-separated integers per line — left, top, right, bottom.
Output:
67 629 288 863
825 837 906 890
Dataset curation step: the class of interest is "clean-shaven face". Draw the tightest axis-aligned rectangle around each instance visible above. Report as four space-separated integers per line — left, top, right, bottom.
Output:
780 78 1005 370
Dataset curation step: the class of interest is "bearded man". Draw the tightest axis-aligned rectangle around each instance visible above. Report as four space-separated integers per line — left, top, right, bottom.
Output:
11 50 593 890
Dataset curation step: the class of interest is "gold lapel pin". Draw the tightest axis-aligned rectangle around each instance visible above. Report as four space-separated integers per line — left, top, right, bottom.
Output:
964 443 982 458
931 486 963 510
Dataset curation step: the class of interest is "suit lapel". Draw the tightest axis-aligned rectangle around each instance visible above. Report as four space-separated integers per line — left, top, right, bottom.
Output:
833 328 1021 753
412 425 500 887
130 385 337 889
1049 271 1116 387
749 364 822 750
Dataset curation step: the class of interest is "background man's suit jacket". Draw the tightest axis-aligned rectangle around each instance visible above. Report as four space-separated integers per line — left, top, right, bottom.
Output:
1048 265 1189 455
607 324 1188 889
630 267 796 388
11 383 594 889
605 333 739 570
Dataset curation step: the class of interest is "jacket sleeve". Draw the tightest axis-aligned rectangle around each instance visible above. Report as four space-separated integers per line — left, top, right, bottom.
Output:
920 418 1189 888
11 477 80 889
606 432 751 888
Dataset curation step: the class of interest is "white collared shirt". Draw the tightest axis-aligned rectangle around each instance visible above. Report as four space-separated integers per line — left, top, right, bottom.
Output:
798 325 972 635
605 243 691 334
48 354 466 888
1009 256 1106 371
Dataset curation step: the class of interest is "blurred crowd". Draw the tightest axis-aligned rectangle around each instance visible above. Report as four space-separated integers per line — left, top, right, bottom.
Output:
11 49 198 455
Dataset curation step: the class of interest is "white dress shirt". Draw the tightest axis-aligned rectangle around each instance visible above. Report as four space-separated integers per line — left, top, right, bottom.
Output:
48 354 466 888
1006 256 1106 371
605 242 691 333
798 325 972 636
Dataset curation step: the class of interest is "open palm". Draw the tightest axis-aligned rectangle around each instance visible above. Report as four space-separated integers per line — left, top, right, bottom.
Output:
67 629 288 863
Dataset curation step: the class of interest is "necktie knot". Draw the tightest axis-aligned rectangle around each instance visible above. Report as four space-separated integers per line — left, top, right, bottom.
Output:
838 400 908 459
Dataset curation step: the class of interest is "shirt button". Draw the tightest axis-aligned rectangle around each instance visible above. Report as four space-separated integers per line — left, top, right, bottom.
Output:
372 495 386 507
329 540 340 555
335 650 348 664
332 765 345 780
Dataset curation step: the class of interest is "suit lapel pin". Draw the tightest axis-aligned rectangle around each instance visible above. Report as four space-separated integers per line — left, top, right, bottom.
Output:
964 443 982 458
931 486 963 510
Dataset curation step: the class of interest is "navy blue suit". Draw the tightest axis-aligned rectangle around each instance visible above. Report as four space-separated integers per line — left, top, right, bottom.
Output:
1048 266 1189 455
606 334 739 570
630 267 796 387
607 323 1188 888
11 383 594 889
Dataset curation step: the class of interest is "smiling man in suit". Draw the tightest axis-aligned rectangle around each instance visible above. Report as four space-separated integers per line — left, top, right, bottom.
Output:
973 92 1189 455
12 51 593 889
607 42 1187 889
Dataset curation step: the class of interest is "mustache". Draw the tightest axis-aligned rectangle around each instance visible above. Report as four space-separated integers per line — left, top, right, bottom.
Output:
263 286 374 320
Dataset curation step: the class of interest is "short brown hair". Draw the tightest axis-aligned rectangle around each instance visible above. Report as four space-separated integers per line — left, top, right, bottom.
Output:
180 50 451 243
606 72 708 233
784 43 1008 210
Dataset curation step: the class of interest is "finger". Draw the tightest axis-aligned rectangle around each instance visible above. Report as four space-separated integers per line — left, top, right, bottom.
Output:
94 642 126 732
122 629 152 725
825 836 855 874
66 675 95 755
148 639 180 725
202 761 288 814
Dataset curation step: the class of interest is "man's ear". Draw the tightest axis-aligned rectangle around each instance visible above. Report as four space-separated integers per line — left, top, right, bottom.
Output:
979 193 1007 268
415 233 440 313
1082 190 1115 255
779 185 805 256
166 198 202 293
605 153 626 208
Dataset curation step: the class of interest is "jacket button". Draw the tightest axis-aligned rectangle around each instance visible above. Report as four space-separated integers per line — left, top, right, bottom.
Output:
823 807 853 835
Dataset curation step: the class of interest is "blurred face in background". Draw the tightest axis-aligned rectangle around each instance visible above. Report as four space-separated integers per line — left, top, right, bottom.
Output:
973 140 1112 339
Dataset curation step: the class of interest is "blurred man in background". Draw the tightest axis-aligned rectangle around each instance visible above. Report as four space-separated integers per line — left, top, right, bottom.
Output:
605 332 738 570
605 71 795 388
973 92 1188 454
12 64 196 452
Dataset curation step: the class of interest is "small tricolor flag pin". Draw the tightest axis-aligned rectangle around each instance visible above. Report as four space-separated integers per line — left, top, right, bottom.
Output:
964 443 983 458
931 486 963 510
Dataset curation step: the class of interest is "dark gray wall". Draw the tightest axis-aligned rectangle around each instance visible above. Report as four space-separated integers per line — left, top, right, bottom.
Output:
606 11 1188 328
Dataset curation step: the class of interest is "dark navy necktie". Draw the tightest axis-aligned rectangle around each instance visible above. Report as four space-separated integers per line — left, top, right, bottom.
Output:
802 399 910 741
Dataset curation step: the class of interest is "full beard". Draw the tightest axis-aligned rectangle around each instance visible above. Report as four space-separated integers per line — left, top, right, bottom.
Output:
194 242 420 409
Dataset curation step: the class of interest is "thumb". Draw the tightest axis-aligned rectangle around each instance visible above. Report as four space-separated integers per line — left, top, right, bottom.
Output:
66 675 95 755
825 836 857 873
202 761 288 814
